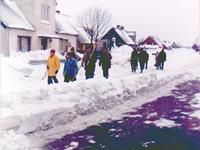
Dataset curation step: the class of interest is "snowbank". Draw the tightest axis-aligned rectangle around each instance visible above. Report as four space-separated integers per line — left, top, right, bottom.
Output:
0 130 37 150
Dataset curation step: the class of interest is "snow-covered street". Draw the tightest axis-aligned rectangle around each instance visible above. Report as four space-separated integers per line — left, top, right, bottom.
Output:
0 46 200 149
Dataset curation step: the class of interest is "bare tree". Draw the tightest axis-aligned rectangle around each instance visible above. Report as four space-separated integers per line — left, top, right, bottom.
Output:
78 7 112 48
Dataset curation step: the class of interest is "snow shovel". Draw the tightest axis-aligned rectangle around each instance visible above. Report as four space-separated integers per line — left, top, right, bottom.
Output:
122 58 131 66
41 70 47 80
71 65 82 81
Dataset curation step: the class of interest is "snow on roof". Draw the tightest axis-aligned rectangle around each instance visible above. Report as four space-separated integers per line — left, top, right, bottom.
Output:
0 0 34 31
56 14 91 44
76 27 91 44
55 13 78 36
149 36 163 46
115 28 136 45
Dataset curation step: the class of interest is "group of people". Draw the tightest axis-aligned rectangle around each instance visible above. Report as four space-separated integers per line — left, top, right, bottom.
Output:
47 46 167 85
131 47 167 73
153 49 167 70
47 47 112 85
81 47 112 79
131 48 149 73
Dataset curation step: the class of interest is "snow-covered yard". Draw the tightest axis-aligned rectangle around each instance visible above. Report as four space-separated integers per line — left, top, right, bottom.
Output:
0 46 200 149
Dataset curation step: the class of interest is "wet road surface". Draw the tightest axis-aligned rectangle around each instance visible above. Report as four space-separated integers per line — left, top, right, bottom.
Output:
45 80 200 150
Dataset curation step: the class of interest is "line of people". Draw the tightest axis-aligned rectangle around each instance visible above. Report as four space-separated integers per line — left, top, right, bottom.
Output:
131 47 167 73
46 47 112 85
46 46 166 85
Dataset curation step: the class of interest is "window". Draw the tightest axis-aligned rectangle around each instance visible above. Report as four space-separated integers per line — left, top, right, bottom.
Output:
18 36 31 52
41 4 50 21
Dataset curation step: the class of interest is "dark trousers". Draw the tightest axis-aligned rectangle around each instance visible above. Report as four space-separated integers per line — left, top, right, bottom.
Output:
64 74 76 83
155 61 160 70
48 76 58 85
131 65 137 72
139 62 145 73
103 69 109 79
160 62 165 70
145 61 148 69
85 69 94 79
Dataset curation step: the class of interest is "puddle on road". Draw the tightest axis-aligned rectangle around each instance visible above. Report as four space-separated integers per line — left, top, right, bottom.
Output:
45 80 200 150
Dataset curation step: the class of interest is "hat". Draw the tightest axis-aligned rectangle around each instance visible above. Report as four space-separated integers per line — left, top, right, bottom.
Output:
66 52 71 57
50 49 56 53
70 47 75 51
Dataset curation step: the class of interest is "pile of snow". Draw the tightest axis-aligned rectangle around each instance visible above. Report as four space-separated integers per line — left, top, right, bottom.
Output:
1 73 157 134
64 142 79 150
0 130 36 150
144 118 180 128
111 45 132 66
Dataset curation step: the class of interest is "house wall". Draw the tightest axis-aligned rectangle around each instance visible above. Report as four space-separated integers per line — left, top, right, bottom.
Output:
8 29 61 52
50 38 59 50
6 0 60 53
14 0 57 35
34 0 57 35
9 29 34 53
60 34 77 50
0 26 10 56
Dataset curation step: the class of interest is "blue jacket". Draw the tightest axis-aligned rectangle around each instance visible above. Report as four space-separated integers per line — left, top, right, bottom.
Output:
63 58 78 78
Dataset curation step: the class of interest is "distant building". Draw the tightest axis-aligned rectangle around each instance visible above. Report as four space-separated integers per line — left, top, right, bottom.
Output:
100 25 136 50
171 42 182 49
139 36 172 49
0 0 78 56
139 36 162 47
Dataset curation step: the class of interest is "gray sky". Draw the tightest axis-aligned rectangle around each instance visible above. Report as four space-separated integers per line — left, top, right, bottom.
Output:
57 0 199 45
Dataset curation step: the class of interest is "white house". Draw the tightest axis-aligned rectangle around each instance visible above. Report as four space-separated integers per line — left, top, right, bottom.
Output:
0 0 78 56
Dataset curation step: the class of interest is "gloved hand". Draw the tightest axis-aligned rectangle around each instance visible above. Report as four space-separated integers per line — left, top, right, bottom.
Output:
81 62 84 67
47 65 49 70
55 70 59 74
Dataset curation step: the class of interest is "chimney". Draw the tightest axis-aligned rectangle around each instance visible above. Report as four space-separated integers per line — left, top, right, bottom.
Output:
56 10 60 14
117 25 121 29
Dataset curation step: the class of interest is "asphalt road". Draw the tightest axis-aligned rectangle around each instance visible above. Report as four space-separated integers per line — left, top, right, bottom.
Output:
45 80 200 150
